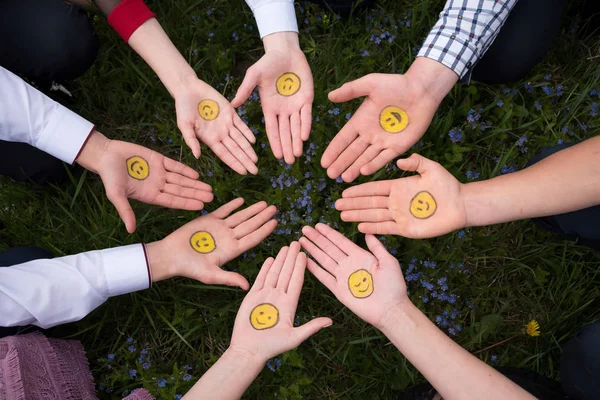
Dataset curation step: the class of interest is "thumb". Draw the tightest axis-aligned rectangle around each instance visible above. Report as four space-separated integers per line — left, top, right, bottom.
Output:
179 123 201 159
232 67 259 107
396 153 429 175
365 234 392 262
211 269 250 290
106 188 136 233
328 74 376 103
291 317 333 346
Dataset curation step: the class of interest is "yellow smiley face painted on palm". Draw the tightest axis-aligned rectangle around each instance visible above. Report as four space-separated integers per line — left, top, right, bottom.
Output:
126 156 149 180
276 72 301 96
190 231 216 253
348 269 374 298
409 191 437 219
198 99 219 121
249 303 279 330
379 106 409 134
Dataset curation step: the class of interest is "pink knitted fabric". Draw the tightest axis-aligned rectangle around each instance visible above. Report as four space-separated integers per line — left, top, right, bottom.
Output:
0 333 152 400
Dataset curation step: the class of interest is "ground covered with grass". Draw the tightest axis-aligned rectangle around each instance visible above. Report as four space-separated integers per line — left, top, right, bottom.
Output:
1 0 599 398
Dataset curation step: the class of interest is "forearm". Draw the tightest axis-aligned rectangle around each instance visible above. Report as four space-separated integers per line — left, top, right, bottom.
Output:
380 303 534 400
405 57 458 105
183 349 264 400
464 137 600 227
128 18 196 98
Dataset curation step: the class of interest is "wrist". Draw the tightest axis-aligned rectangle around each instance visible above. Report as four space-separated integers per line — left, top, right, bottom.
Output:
405 57 458 105
75 130 110 173
461 181 489 228
378 299 419 334
263 31 300 53
225 346 267 367
145 240 175 282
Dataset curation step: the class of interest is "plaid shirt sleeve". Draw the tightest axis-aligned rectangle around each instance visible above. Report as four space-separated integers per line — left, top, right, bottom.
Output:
418 0 519 79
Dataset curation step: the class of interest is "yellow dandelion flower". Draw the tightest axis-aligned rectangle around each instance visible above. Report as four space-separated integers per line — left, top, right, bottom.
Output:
526 320 540 337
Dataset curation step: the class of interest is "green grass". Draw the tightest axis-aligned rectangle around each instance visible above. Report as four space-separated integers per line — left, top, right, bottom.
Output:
1 0 599 398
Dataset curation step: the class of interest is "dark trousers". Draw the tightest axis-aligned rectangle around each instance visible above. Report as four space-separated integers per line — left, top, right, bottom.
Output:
0 0 98 184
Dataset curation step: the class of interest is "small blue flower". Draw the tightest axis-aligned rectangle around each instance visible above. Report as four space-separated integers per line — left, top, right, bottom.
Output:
544 73 552 80
458 231 466 240
534 101 542 111
208 32 214 38
491 355 498 362
500 165 516 175
128 345 136 353
557 139 564 145
336 176 343 183
361 49 369 57
232 32 239 41
332 108 340 116
448 128 463 143
590 102 598 116
542 86 554 95
589 88 597 96
274 358 281 367
345 113 352 120
129 369 137 378
143 362 151 370
524 83 533 93
158 379 167 387
206 9 212 16
556 84 564 97
140 349 148 355
175 395 183 400
107 354 115 361
183 374 192 381
515 135 527 147
183 365 192 371
496 100 504 107
127 337 134 343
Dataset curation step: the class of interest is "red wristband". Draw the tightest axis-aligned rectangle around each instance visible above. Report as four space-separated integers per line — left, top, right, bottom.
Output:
107 0 156 42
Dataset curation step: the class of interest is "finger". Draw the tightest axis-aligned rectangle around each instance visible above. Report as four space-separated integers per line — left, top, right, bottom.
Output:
326 136 369 180
342 181 392 198
365 234 393 262
315 223 360 255
265 113 283 159
287 252 307 298
225 201 268 228
358 222 403 236
154 193 204 210
179 123 201 159
206 269 250 290
238 219 278 250
341 145 380 183
165 172 212 192
300 103 312 141
278 114 295 164
265 246 289 288
277 241 301 291
106 189 136 233
234 205 277 239
321 124 358 169
231 67 259 107
298 236 338 276
223 136 258 175
162 183 214 203
230 127 258 162
163 157 200 180
291 317 333 347
251 257 275 293
306 259 337 292
341 209 394 223
301 225 347 261
291 112 303 157
335 196 389 211
210 141 247 175
234 113 256 144
396 153 429 174
360 148 398 176
328 74 376 103
211 198 245 219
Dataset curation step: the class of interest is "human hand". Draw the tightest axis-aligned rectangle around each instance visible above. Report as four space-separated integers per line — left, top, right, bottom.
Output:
147 198 278 289
336 154 467 238
229 242 332 361
299 223 406 329
322 58 458 182
76 131 213 233
175 76 258 175
232 32 314 164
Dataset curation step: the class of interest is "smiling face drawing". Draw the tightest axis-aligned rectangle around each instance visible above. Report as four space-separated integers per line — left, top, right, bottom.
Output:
126 156 149 180
409 191 437 219
379 106 409 134
348 269 374 298
190 231 216 253
249 303 279 330
197 99 219 121
276 72 301 96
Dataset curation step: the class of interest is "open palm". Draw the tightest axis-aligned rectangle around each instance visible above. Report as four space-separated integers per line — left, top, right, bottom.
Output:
299 224 406 328
322 73 439 182
336 154 467 238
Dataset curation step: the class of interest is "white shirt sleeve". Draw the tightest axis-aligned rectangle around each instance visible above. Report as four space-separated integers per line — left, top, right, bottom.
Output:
0 66 95 164
244 0 298 38
0 244 151 329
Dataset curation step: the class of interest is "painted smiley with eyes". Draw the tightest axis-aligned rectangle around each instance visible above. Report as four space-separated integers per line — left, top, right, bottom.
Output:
379 106 409 134
249 303 279 330
126 156 149 180
409 191 437 219
197 99 219 121
276 72 301 96
347 269 374 298
190 231 216 253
